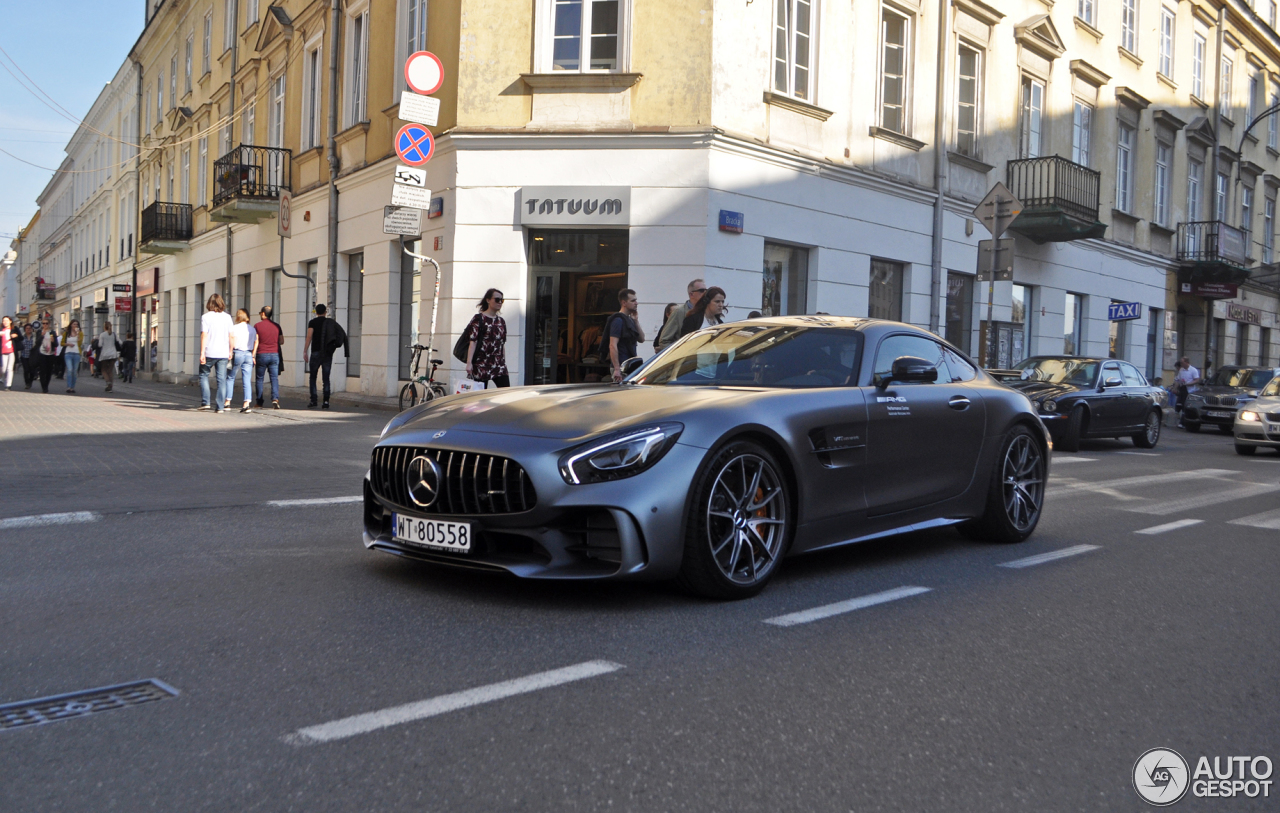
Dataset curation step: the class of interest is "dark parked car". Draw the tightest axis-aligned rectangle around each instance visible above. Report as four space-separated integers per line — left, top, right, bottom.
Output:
364 317 1051 599
1181 366 1280 433
1004 356 1167 452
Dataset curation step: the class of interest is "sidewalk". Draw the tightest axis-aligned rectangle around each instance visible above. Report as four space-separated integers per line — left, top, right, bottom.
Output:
141 368 400 412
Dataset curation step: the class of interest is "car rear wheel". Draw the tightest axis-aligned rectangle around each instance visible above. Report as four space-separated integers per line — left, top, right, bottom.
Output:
959 426 1045 544
1183 421 1201 433
1058 406 1085 452
1235 443 1257 456
676 440 791 600
1133 410 1161 448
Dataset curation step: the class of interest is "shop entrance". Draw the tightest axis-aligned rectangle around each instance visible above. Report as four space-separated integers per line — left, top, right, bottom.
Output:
526 229 629 386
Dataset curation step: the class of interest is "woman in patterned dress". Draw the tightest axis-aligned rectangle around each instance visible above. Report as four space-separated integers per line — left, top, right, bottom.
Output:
464 288 510 388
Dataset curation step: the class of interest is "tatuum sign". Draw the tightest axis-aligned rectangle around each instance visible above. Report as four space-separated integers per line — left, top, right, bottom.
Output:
519 187 630 226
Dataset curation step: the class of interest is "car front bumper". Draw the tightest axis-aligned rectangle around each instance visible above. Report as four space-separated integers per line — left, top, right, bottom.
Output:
1233 415 1280 448
1184 404 1241 426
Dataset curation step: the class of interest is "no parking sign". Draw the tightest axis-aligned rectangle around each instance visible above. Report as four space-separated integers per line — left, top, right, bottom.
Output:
395 123 435 167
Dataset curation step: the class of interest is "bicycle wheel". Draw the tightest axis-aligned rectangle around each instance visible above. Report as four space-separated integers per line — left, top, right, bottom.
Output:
428 382 449 400
398 381 423 411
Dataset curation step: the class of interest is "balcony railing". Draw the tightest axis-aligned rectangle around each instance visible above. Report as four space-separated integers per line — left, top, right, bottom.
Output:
212 144 291 209
140 201 193 245
1176 221 1250 266
1007 156 1101 224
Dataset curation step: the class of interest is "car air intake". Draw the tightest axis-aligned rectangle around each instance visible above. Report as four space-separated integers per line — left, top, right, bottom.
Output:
370 446 537 515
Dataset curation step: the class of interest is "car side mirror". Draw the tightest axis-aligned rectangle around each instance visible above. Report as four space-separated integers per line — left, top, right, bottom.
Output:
620 356 645 376
1103 376 1124 389
879 356 938 388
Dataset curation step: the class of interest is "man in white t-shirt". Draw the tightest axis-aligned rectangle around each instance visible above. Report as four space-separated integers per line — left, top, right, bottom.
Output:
1173 356 1202 426
198 293 235 412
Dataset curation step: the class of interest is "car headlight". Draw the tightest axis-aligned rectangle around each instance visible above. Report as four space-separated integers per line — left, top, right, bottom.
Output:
559 423 684 485
1040 399 1058 413
1239 410 1262 422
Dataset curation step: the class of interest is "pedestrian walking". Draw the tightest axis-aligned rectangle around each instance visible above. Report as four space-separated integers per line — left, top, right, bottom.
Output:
657 279 707 350
61 320 84 393
464 288 510 389
253 305 284 409
229 309 257 413
304 304 347 409
679 286 727 337
120 332 137 383
1 316 19 390
34 322 59 393
198 293 234 412
606 288 645 382
653 302 679 354
95 321 120 393
20 324 36 389
1173 356 1202 428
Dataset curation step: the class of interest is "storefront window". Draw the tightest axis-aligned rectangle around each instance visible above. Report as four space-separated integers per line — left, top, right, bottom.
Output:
868 259 903 321
945 272 973 353
1010 283 1031 365
1064 293 1082 355
1109 300 1127 359
347 252 364 378
762 242 809 316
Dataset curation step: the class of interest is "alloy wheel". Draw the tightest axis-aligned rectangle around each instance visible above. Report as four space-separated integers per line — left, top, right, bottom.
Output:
1001 434 1044 532
1145 413 1160 444
705 454 787 585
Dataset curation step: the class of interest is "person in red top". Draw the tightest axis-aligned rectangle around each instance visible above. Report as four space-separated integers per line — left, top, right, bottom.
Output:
253 305 285 409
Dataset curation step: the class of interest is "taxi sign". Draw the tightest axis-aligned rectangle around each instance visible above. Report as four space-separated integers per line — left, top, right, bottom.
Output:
395 123 435 167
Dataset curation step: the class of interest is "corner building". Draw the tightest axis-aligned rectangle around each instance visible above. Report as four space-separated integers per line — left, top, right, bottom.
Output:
137 0 1280 394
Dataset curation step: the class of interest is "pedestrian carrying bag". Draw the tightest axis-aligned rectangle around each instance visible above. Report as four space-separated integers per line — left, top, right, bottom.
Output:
452 315 487 363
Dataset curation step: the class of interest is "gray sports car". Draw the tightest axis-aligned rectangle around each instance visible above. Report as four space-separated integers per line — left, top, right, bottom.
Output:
364 317 1051 599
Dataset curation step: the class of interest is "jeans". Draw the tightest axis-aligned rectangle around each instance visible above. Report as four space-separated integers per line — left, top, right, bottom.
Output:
199 357 229 410
229 349 254 404
122 360 135 383
1 352 13 388
64 353 80 390
309 353 333 404
255 353 280 403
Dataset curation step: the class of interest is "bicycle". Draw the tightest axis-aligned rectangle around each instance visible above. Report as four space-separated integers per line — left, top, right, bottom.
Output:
399 344 449 411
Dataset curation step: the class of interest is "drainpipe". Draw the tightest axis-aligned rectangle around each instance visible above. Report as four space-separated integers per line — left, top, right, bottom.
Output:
1207 6 1226 373
133 57 143 366
326 0 341 312
225 0 239 307
929 0 951 336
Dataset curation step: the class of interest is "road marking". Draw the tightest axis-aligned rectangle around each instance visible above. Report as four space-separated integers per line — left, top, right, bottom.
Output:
1135 519 1204 535
1050 457 1097 464
762 586 932 627
284 660 624 745
1227 508 1280 530
1117 451 1162 456
1047 469 1239 499
1127 482 1280 515
0 511 102 530
266 496 363 507
998 545 1100 569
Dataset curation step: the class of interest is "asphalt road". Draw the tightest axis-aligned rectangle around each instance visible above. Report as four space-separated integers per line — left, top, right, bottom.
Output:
2 383 1277 812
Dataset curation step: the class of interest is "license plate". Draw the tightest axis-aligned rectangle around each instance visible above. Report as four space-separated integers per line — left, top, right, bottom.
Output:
393 513 472 553
1208 410 1234 419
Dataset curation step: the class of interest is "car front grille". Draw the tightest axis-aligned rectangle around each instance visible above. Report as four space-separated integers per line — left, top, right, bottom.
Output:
1268 412 1280 422
1221 396 1239 407
1203 395 1220 406
370 446 537 515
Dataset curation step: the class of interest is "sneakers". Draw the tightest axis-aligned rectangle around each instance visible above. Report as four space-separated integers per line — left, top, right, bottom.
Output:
272 400 280 409
308 401 318 409
240 404 252 413
322 401 330 410
197 404 211 411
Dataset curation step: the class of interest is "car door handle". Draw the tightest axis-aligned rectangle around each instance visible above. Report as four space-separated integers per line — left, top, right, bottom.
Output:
948 396 971 410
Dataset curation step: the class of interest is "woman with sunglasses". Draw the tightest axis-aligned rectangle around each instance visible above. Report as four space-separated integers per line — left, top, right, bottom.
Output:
464 288 510 388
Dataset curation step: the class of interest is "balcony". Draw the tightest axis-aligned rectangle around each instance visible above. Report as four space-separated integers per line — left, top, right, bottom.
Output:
1005 156 1106 243
1176 220 1252 287
210 144 291 224
139 202 193 254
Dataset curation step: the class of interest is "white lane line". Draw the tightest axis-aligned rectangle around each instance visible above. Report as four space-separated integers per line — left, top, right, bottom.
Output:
266 496 363 508
1117 451 1162 456
0 511 102 530
285 660 624 745
1135 519 1204 535
1050 457 1097 464
998 545 1100 569
763 586 932 627
1228 508 1280 530
1127 482 1280 515
1046 469 1239 498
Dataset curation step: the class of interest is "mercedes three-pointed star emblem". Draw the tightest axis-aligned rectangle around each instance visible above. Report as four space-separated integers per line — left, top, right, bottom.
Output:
406 455 442 507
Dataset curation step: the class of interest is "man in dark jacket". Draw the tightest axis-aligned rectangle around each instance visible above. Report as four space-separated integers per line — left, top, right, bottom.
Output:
20 324 36 389
33 324 59 393
304 304 348 409
120 332 138 383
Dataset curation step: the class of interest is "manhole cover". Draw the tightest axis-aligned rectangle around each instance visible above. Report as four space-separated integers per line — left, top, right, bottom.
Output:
0 679 179 731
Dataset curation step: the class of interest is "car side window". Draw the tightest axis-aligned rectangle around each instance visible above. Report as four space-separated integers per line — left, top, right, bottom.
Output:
942 347 977 382
1120 362 1146 387
873 335 946 385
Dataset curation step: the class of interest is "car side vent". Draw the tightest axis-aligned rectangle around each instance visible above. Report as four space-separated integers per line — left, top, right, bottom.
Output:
370 446 537 515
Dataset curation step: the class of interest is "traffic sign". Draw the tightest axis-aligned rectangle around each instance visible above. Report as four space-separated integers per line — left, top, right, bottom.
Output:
278 189 293 238
391 184 433 210
394 164 427 188
395 123 435 167
1108 301 1141 321
404 51 444 95
972 182 1023 239
383 205 423 237
398 91 440 127
976 239 1014 281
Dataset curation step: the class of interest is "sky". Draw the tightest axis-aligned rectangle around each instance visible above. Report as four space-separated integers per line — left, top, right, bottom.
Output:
0 1 141 244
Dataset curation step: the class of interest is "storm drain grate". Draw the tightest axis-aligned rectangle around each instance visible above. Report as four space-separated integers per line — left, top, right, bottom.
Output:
0 679 179 732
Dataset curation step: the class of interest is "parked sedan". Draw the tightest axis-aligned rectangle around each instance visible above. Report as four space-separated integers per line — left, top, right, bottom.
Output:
1232 374 1280 455
1181 366 1280 433
1004 356 1167 452
363 317 1051 599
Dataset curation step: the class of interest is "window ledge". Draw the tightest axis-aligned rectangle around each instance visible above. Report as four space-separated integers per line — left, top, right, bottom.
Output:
1157 73 1177 91
1268 146 1280 159
948 150 994 173
1074 17 1103 42
1246 132 1259 145
763 91 834 121
1111 208 1141 224
520 72 643 90
296 145 325 159
1118 47 1143 68
1149 221 1177 236
869 126 925 151
1190 94 1210 110
1221 113 1237 127
335 120 370 146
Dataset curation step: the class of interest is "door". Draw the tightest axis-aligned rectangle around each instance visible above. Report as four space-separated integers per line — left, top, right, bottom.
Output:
527 271 559 386
863 334 987 516
1090 361 1129 433
1120 362 1153 429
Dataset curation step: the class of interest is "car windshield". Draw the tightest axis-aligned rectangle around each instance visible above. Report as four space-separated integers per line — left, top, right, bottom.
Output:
1263 378 1280 397
1013 357 1100 386
1210 368 1275 389
634 324 863 388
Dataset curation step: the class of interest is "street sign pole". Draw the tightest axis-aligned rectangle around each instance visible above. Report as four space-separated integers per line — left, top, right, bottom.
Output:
972 183 1023 368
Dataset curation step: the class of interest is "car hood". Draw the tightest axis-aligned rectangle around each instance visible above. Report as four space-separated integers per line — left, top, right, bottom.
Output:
1194 385 1260 397
1005 380 1090 401
389 384 768 441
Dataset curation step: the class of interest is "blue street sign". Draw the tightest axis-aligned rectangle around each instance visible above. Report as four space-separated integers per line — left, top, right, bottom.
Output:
1108 301 1141 321
719 210 744 233
395 123 435 167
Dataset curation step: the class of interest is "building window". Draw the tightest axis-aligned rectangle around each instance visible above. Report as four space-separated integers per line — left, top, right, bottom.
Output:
185 36 193 94
1109 305 1128 359
1072 101 1092 166
1221 54 1234 119
170 56 177 108
1116 124 1134 213
224 0 236 51
198 136 207 205
1241 185 1254 253
1064 293 1083 355
242 96 255 144
347 252 364 377
1216 172 1229 220
407 0 429 53
181 148 190 205
247 0 258 24
346 10 369 126
1271 90 1279 149
1011 283 1032 364
1077 0 1095 26
1272 0 1278 29
1265 197 1275 263
1159 8 1174 77
1236 324 1248 365
1019 76 1044 158
203 12 212 74
1192 33 1206 99
868 259 904 322
762 242 810 316
880 7 910 133
1155 142 1171 227
1249 71 1260 125
303 45 322 149
269 73 285 148
1121 0 1138 53
955 43 981 156
945 272 973 354
156 75 163 120
145 90 151 132
546 0 625 73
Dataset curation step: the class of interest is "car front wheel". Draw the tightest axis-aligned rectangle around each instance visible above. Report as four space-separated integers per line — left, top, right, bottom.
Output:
1057 406 1085 452
1133 410 1161 448
1235 443 1257 456
960 425 1045 544
677 440 791 600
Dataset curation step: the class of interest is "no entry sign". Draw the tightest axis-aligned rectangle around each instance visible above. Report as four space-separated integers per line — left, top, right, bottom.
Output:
395 123 435 167
404 51 444 96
